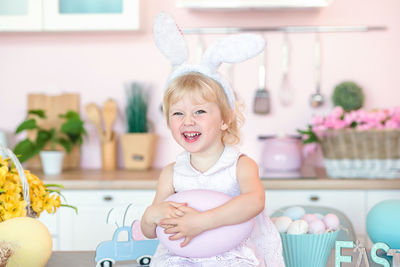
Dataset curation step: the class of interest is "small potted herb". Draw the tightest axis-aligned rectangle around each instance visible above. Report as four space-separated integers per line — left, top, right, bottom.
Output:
14 109 86 175
120 82 158 170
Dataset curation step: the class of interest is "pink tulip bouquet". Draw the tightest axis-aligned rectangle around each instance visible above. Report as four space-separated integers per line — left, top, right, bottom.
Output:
299 106 400 178
299 106 400 146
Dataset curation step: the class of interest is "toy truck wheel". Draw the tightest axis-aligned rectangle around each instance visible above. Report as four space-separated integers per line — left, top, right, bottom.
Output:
96 258 115 267
137 255 152 266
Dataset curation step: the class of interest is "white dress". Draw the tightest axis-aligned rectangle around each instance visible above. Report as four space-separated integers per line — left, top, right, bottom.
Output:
150 145 285 267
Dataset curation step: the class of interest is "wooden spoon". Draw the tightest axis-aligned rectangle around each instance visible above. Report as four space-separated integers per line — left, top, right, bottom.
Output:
85 103 104 140
102 99 118 142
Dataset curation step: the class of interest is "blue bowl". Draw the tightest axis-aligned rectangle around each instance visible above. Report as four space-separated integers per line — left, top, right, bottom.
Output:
280 231 339 267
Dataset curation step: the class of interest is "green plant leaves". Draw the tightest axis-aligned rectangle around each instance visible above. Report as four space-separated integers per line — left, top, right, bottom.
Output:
60 118 86 144
15 119 38 133
13 109 86 162
13 139 38 163
297 125 319 144
28 109 46 118
57 137 72 153
126 82 149 133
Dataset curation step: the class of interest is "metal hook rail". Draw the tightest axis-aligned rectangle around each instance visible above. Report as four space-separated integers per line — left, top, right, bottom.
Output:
181 25 387 34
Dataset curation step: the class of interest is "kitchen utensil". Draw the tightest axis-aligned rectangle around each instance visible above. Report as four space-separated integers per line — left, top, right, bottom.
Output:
253 50 270 114
279 33 293 106
85 103 104 140
102 99 118 141
259 135 303 178
310 34 324 108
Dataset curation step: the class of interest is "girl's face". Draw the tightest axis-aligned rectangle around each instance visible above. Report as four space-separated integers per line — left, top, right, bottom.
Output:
168 93 228 155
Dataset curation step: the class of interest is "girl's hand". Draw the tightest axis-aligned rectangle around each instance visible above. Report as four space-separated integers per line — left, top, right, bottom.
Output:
159 206 207 247
150 201 187 225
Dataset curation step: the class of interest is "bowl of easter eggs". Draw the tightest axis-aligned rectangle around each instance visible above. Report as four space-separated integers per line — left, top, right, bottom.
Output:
272 206 340 267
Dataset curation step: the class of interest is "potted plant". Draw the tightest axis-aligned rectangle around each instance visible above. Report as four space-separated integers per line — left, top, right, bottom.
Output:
121 82 158 170
13 109 86 175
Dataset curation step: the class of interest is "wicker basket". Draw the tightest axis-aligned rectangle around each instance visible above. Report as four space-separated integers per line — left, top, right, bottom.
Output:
320 129 400 178
0 144 35 217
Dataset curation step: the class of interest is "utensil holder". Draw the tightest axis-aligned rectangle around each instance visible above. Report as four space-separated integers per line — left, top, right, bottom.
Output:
101 131 117 171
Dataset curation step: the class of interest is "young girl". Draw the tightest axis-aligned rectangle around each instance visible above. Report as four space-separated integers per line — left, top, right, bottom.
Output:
141 13 284 267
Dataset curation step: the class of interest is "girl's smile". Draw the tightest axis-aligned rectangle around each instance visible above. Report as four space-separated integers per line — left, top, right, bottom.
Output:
182 131 201 143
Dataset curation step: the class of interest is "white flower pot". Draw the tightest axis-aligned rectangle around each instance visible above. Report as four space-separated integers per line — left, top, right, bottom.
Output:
40 151 64 175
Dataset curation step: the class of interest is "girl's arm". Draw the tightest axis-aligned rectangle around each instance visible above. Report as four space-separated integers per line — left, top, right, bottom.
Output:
140 162 184 239
202 155 265 227
161 156 265 246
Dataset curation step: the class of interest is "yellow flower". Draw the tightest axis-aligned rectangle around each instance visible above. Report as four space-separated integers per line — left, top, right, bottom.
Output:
0 156 74 222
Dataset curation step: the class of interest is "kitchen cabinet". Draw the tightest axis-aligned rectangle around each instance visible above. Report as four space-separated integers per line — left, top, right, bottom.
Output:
57 190 155 251
0 0 140 32
37 188 399 251
0 0 42 31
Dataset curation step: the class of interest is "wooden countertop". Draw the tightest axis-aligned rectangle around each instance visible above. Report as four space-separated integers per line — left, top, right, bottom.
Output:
38 168 400 190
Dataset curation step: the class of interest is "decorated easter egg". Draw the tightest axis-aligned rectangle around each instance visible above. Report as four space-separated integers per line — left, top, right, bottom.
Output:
274 216 293 233
283 206 306 220
0 217 52 267
301 213 319 224
323 214 340 231
156 190 255 258
287 219 308 234
367 199 400 248
308 219 326 234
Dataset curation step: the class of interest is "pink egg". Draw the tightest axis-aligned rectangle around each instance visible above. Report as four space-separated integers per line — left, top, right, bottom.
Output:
274 216 293 233
301 213 319 224
308 219 326 234
323 213 340 231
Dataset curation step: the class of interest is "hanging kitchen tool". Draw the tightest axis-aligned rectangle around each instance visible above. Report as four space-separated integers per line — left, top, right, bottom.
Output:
310 34 324 108
102 98 118 142
253 46 270 115
279 33 293 106
85 103 104 140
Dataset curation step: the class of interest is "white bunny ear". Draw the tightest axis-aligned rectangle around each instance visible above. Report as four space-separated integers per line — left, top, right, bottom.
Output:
202 33 265 72
153 12 188 67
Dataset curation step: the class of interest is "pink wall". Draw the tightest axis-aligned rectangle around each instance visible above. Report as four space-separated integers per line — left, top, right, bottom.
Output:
0 0 399 169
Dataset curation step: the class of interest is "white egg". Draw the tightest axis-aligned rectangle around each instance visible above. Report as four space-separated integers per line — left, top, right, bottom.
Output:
274 216 293 233
287 219 309 235
283 206 306 220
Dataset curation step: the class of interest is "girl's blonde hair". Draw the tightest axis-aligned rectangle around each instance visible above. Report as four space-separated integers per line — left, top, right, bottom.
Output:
163 72 244 145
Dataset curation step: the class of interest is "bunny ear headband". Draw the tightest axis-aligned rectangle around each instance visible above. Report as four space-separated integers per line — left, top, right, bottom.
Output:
153 12 266 109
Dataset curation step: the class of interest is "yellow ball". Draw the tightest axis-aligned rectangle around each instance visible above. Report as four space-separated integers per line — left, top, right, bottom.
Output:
0 217 52 267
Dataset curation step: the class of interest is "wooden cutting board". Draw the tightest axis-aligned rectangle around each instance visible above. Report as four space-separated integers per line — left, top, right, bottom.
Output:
26 93 80 170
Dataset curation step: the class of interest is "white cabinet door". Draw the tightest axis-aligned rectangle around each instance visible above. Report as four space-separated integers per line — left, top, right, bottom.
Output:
265 190 366 237
58 190 155 251
42 0 140 31
0 0 42 31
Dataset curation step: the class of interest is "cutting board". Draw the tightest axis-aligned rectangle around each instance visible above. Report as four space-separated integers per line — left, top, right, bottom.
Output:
26 93 81 170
